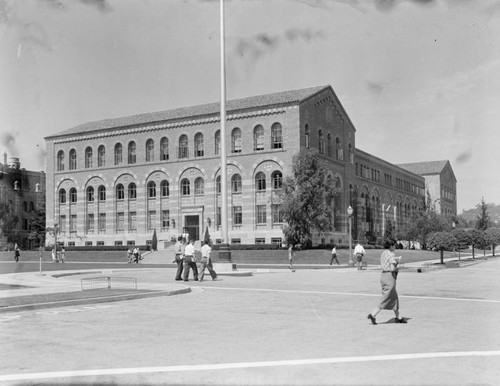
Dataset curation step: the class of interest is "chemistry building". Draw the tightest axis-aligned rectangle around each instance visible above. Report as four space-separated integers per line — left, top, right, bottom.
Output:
45 85 445 248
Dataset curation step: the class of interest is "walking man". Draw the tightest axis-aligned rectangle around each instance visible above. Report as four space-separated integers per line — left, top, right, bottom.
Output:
174 236 184 281
330 243 339 265
182 239 198 281
354 242 366 270
199 241 217 281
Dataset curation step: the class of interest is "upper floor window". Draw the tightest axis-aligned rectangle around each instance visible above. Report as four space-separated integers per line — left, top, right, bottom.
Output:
128 141 136 164
85 147 93 168
194 177 204 195
255 172 266 191
254 125 264 151
318 130 324 154
86 186 94 202
114 143 123 165
336 137 343 161
194 133 204 157
216 176 221 194
231 128 242 153
272 171 282 190
70 187 78 203
161 180 169 197
215 130 221 155
160 137 169 161
349 143 354 164
146 139 154 162
59 188 66 204
116 183 125 200
271 123 282 149
98 145 106 167
231 174 242 193
181 178 190 196
57 151 65 171
305 124 310 149
98 185 106 201
179 135 188 159
147 181 156 198
128 183 137 200
327 134 332 157
69 149 77 170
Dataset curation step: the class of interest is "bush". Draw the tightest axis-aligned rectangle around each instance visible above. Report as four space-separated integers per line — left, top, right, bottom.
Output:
44 245 151 252
211 244 280 251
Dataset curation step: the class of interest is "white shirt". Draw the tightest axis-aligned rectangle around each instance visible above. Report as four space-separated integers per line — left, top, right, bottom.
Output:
354 244 365 255
184 243 195 256
201 244 211 258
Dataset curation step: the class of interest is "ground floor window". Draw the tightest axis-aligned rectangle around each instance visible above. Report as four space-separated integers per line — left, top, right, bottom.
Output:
115 241 123 246
231 238 241 244
232 206 242 226
255 238 265 244
98 213 106 233
256 205 267 225
271 238 282 247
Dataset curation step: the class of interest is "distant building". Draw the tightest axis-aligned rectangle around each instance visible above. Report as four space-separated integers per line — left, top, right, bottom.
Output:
397 160 457 216
0 153 46 249
44 85 436 248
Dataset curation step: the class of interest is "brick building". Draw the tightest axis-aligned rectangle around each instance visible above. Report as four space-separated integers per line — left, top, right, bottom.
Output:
0 153 46 249
44 85 431 248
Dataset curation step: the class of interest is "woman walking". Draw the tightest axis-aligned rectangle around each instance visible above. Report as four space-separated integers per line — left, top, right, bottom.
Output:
367 239 406 325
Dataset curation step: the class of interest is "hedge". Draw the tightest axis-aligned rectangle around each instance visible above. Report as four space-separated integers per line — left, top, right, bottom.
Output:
44 245 151 252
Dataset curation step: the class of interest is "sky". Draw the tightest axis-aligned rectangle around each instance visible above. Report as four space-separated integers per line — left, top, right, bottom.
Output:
0 0 499 213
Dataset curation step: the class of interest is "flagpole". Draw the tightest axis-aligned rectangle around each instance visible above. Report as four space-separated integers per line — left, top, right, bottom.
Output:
219 0 231 261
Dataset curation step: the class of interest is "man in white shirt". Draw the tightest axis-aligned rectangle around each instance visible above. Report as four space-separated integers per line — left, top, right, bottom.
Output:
182 239 199 281
199 241 217 281
354 243 366 270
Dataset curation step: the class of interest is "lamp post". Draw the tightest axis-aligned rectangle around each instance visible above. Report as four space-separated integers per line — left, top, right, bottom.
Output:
35 183 45 276
452 221 458 260
54 223 58 263
347 205 354 267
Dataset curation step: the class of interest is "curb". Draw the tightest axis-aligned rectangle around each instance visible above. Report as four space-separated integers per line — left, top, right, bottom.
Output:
0 287 191 314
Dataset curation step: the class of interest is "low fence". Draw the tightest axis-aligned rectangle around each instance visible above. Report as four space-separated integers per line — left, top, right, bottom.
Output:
81 276 137 291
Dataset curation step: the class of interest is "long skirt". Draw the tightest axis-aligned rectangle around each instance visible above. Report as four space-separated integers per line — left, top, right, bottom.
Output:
378 272 399 310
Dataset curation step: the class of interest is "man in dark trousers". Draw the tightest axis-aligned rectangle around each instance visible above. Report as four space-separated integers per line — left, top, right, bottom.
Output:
174 236 184 281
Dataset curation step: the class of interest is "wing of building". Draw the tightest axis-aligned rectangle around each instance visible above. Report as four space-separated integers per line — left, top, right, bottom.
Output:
44 85 451 248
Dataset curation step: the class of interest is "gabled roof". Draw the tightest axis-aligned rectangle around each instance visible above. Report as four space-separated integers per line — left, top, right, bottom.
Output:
47 85 329 139
397 160 450 175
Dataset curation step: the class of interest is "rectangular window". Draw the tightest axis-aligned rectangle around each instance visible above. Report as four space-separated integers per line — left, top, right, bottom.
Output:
97 241 104 246
147 210 157 230
128 211 137 232
116 212 124 232
68 242 75 246
59 215 66 233
216 207 221 227
255 238 265 244
162 210 170 229
86 213 95 233
231 238 241 244
114 241 123 246
70 214 77 233
256 205 266 224
272 204 283 224
271 238 282 247
85 241 93 246
98 213 106 233
127 240 136 246
232 206 242 226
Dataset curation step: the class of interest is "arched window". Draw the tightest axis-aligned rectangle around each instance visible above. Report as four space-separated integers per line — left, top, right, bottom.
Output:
146 139 154 162
70 187 78 203
318 130 324 154
215 130 220 155
57 151 65 171
98 145 106 167
147 181 156 198
194 177 204 195
98 185 106 201
161 180 169 197
231 128 242 153
181 178 190 196
128 141 136 164
59 188 66 204
194 133 204 157
255 172 266 191
231 174 242 193
271 122 282 149
216 176 221 194
114 143 123 165
85 147 93 168
160 137 169 160
305 124 310 149
69 149 77 170
128 183 137 200
272 171 282 190
22 201 27 212
336 137 343 161
178 135 188 159
254 125 264 151
86 186 94 202
116 184 124 200
327 134 332 157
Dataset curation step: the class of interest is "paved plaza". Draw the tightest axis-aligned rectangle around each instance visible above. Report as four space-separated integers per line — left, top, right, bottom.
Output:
0 256 499 385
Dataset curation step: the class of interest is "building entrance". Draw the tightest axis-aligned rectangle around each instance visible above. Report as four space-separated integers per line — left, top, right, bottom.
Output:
183 215 200 241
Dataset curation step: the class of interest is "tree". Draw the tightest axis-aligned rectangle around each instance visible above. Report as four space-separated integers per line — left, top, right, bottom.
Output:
398 211 450 250
467 228 486 259
475 197 490 231
426 231 457 264
151 229 158 251
203 225 211 244
384 218 395 241
28 207 46 248
451 228 471 259
484 227 500 256
0 202 19 243
279 150 336 247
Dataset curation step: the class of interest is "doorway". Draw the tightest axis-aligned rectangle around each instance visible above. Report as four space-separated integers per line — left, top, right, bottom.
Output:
183 215 200 241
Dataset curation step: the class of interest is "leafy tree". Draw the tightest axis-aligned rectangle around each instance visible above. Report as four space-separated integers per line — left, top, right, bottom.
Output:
475 197 490 231
426 231 457 264
0 202 19 243
279 150 336 247
467 228 486 259
384 218 395 241
451 228 471 259
203 225 211 244
151 229 158 251
484 227 500 256
398 211 450 249
28 207 46 247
